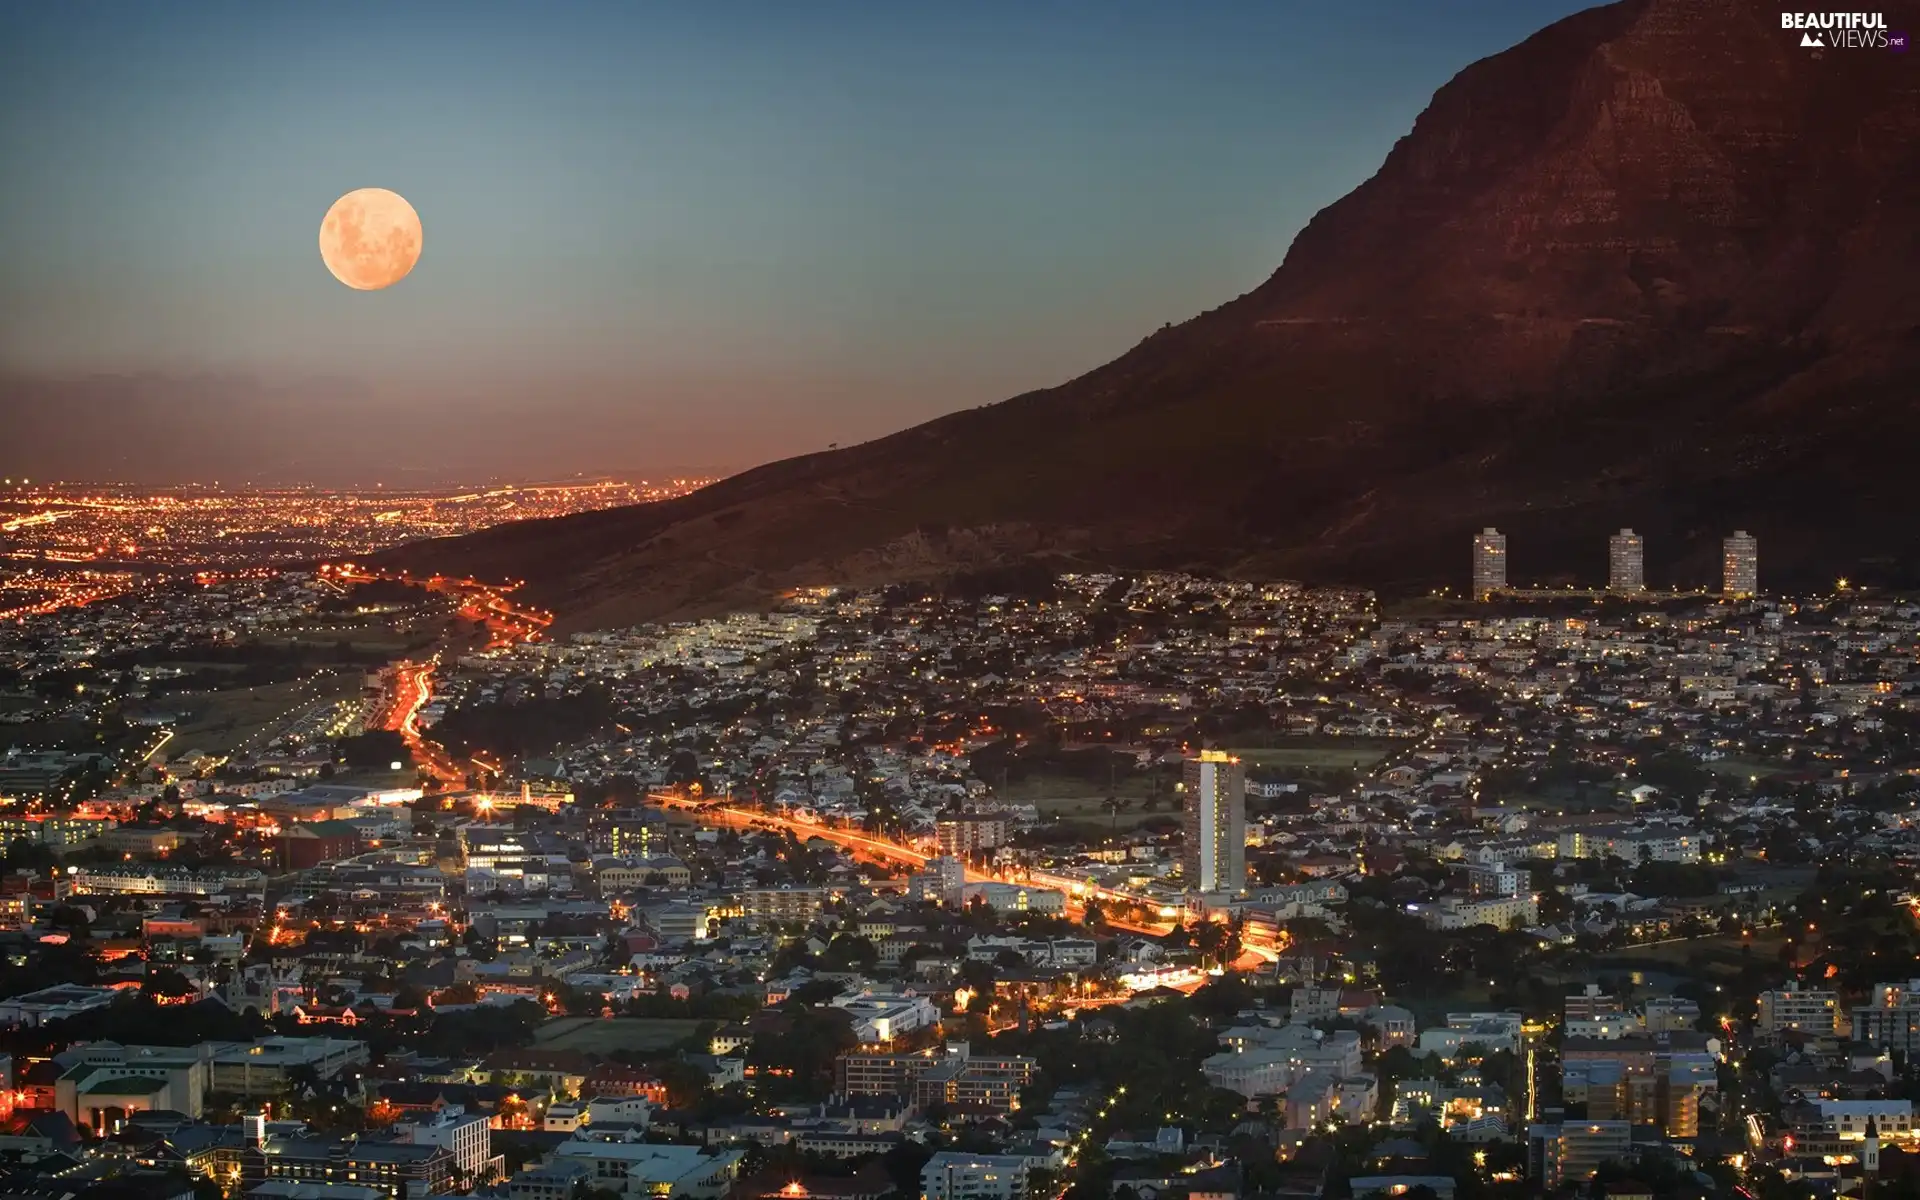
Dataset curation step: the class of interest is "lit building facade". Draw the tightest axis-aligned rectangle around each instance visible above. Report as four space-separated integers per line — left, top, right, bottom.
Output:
1472 528 1508 600
934 813 1008 858
921 1153 1029 1200
1181 752 1246 894
1607 529 1645 593
1757 982 1841 1042
1527 1121 1632 1187
1724 530 1758 597
1852 980 1920 1059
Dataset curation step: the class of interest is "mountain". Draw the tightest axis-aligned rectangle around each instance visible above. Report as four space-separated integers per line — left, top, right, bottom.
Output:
386 0 1920 628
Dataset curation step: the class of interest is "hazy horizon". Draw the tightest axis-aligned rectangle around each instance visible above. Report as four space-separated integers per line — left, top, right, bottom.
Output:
2 0 1597 486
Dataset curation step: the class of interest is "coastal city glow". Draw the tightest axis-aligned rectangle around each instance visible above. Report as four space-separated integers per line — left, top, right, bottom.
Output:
0 1 1909 1198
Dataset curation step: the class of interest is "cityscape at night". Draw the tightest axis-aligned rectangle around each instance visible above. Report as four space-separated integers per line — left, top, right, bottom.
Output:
3 2 1919 1200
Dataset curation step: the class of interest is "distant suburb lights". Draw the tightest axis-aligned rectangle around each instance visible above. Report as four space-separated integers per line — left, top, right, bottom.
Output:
319 188 423 291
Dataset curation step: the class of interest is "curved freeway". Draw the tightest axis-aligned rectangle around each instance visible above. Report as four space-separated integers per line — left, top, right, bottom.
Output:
331 564 550 787
651 795 1207 941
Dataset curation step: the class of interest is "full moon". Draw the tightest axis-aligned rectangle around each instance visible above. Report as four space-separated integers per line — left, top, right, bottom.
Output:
318 187 422 291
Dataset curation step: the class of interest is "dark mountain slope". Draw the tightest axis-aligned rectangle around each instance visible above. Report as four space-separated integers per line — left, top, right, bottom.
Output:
387 0 1920 627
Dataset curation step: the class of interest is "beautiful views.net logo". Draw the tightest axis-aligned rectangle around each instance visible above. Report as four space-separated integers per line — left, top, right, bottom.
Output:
1781 11 1904 49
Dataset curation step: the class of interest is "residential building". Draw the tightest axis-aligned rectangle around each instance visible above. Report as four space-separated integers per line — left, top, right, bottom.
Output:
583 810 666 858
1853 981 1920 1058
1466 862 1522 898
1757 983 1842 1043
837 1042 1034 1114
0 815 116 849
1724 531 1759 598
1608 529 1646 593
397 1104 492 1181
906 858 966 905
1528 1121 1632 1187
1555 828 1700 864
1411 895 1538 931
550 1137 744 1199
1473 528 1508 600
935 813 1009 858
921 1152 1029 1200
1181 751 1245 895
1643 997 1701 1034
741 887 830 926
1816 1099 1915 1141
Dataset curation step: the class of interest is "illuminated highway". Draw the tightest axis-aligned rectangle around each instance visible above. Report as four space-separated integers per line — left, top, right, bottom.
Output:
0 573 138 622
335 564 552 787
647 794 1273 948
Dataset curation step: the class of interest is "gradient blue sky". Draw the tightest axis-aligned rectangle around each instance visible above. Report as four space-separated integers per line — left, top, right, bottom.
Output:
0 0 1597 482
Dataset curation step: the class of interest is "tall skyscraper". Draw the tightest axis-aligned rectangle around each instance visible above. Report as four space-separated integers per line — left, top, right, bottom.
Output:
1607 529 1646 593
1182 751 1246 894
1723 530 1758 598
1472 527 1508 600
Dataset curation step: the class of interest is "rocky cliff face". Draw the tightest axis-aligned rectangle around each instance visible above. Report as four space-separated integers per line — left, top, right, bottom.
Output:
390 0 1920 626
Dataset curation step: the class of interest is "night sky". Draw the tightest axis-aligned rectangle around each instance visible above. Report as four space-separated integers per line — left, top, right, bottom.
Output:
0 0 1598 484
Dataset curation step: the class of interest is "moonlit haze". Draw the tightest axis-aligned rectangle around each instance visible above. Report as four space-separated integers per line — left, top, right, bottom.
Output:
0 0 1596 486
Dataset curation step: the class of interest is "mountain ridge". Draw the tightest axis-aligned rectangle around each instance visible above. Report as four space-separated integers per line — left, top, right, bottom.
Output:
385 0 1920 628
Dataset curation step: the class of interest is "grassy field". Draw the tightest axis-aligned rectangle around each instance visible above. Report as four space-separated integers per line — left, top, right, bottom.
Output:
0 718 146 756
257 627 429 655
533 1017 704 1054
1000 737 1405 824
159 672 366 758
1225 738 1405 772
1596 930 1791 978
999 773 1172 829
1703 757 1794 780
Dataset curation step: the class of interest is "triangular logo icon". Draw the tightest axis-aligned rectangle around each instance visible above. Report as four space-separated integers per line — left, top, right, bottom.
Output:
1801 31 1824 46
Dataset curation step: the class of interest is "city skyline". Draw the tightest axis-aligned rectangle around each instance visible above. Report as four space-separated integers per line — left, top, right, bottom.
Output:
0 0 1910 1191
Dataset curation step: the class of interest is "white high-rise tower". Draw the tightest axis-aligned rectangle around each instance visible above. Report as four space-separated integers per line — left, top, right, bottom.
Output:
1723 531 1758 598
1472 528 1508 600
1608 529 1646 593
1182 751 1246 894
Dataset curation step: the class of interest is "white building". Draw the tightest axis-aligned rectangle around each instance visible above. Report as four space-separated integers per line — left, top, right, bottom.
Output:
551 1137 744 1199
1182 752 1245 894
960 883 1065 914
1411 895 1538 931
1607 529 1646 593
921 1152 1030 1200
0 984 119 1027
1723 531 1759 598
907 857 966 905
399 1104 492 1181
1201 1049 1297 1098
69 865 265 896
1556 829 1700 864
1473 528 1508 600
1816 1099 1914 1141
1757 983 1841 1042
832 992 941 1043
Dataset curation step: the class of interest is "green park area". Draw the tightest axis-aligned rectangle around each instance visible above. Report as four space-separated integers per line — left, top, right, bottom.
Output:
1002 773 1170 830
1225 736 1405 773
155 672 366 758
531 1017 706 1054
